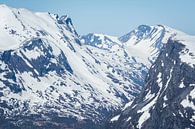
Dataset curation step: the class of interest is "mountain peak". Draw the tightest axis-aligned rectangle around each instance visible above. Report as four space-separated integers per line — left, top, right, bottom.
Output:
137 24 152 32
0 4 9 9
57 15 78 36
110 37 195 129
0 4 13 18
0 4 194 129
119 24 163 43
58 15 71 24
0 5 81 50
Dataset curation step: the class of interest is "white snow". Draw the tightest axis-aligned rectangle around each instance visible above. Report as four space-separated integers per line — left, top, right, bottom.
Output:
0 5 76 51
180 84 195 110
162 62 164 67
123 25 166 67
137 110 150 128
163 103 167 108
0 4 144 120
160 67 173 96
0 5 130 119
191 115 195 122
144 89 155 102
110 115 120 122
0 4 195 122
137 71 164 128
179 81 185 88
164 96 168 101
157 72 162 87
137 94 157 128
122 100 134 110
171 33 195 68
126 116 131 121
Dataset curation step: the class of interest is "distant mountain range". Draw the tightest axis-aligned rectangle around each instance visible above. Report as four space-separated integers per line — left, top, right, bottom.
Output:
0 4 194 129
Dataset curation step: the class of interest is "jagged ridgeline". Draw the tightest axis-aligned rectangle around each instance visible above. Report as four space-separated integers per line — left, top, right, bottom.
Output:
108 38 195 129
0 4 194 129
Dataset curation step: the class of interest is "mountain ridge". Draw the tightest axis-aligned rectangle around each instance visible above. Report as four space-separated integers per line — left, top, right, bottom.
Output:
108 35 195 129
0 4 194 129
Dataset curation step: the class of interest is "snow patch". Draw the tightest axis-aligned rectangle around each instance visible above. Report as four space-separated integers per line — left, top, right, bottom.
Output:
110 115 120 122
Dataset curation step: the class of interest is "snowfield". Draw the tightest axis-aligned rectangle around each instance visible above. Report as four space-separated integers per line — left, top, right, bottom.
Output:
0 4 195 129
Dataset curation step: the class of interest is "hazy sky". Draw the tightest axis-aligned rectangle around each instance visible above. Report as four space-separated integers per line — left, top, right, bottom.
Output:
1 0 195 36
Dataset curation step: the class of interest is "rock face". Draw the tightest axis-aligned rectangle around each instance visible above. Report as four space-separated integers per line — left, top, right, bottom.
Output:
0 4 148 129
109 37 195 129
80 33 121 49
0 4 194 129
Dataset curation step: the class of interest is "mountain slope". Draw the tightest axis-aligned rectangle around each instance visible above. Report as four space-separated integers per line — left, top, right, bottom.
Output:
119 25 183 66
0 4 194 129
0 4 113 129
81 25 182 68
109 34 195 129
80 25 184 101
0 5 146 129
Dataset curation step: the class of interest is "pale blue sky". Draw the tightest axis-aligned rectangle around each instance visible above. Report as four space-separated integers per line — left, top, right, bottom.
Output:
1 0 195 36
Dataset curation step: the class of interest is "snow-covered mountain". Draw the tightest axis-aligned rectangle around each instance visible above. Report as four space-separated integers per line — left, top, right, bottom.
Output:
0 4 146 129
0 4 194 129
81 25 181 67
108 34 195 129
